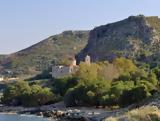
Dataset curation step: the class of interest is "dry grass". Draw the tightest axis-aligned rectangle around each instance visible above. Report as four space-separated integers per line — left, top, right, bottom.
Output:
103 106 160 121
104 117 117 121
126 106 159 121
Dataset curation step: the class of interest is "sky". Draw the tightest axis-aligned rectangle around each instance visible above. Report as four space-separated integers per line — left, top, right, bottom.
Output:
0 0 160 54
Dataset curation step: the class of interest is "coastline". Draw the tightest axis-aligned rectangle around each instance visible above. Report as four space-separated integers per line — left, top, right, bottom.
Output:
0 112 51 121
0 112 17 115
0 104 109 121
0 101 135 121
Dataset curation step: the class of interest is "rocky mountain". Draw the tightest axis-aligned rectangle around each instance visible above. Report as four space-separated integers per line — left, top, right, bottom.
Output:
1 15 160 76
77 15 160 64
0 31 89 75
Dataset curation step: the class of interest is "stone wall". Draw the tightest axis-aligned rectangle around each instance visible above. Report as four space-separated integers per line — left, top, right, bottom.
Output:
52 66 71 78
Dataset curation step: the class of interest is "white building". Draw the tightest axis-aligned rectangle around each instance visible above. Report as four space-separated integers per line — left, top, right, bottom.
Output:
0 76 4 81
85 55 91 65
52 55 91 79
52 57 78 78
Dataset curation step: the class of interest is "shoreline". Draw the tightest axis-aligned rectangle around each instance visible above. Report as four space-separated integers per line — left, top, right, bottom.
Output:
0 112 51 121
0 112 17 115
0 104 129 121
0 105 110 121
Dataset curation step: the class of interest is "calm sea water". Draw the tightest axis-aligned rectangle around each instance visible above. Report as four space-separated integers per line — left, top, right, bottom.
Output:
0 114 49 121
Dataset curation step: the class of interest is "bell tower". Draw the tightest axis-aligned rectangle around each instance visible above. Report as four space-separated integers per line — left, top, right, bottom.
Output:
85 55 91 65
72 58 77 66
70 56 77 67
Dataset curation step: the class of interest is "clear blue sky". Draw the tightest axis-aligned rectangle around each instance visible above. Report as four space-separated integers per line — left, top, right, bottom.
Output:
0 0 160 54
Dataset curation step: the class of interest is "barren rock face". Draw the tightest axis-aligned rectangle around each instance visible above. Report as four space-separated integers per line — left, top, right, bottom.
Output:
77 15 160 62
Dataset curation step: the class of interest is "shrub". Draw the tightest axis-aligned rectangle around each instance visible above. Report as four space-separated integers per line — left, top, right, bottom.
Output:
2 81 55 107
127 106 159 121
119 86 147 107
53 76 78 96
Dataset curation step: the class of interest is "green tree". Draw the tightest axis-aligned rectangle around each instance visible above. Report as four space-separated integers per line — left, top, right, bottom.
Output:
148 72 158 86
113 57 137 73
23 85 55 106
2 81 31 105
2 81 55 107
153 66 160 80
119 86 147 107
98 63 119 81
53 76 78 96
75 62 100 81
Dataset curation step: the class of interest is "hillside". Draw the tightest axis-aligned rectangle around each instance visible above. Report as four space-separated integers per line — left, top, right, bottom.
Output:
77 15 160 65
1 15 160 76
0 31 89 75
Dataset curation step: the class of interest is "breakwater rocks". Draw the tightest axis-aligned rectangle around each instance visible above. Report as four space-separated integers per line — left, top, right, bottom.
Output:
0 105 105 121
35 110 93 121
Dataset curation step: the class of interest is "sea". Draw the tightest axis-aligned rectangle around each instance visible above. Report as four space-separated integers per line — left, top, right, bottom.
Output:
0 114 50 121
